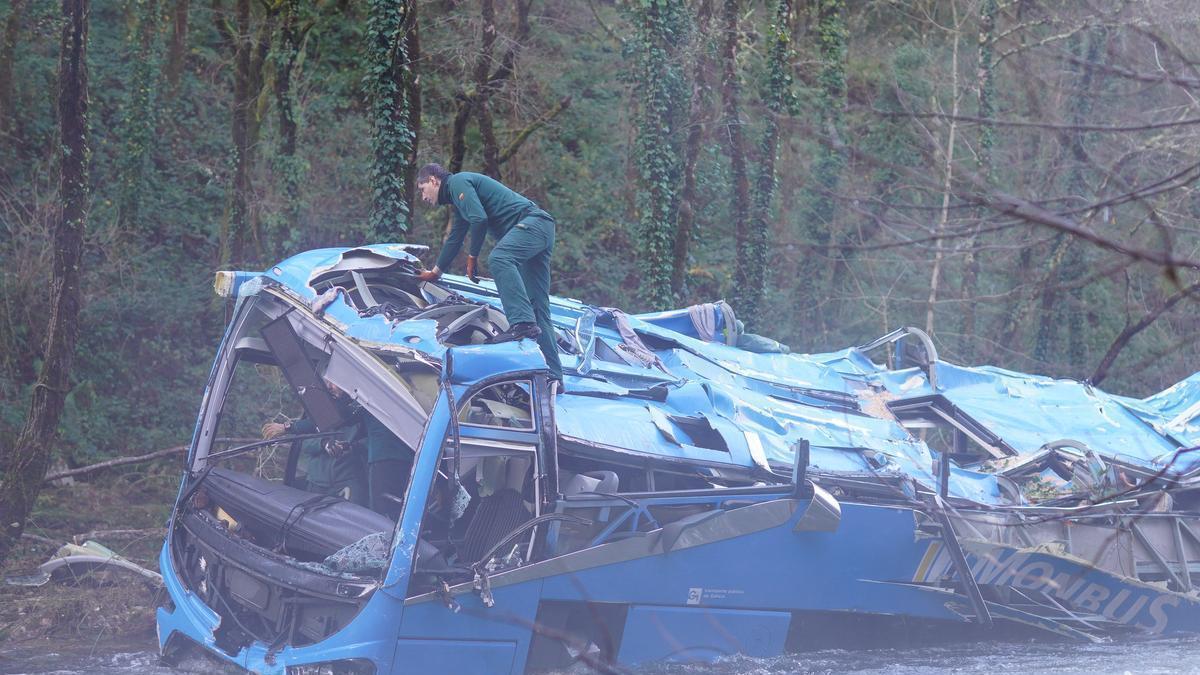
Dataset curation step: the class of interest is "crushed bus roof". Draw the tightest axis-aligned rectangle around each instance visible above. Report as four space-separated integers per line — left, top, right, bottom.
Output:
238 244 1200 507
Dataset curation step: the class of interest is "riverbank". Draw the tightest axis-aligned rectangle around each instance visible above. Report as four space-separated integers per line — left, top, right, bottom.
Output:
0 465 178 646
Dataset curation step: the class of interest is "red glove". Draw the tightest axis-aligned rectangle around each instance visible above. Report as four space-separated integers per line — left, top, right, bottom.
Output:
466 256 479 283
417 267 442 282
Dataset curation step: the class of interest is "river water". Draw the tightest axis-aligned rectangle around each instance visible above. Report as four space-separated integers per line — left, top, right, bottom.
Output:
3 635 1200 674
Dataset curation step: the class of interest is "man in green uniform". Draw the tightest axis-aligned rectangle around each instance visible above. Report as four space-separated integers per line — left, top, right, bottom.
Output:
362 414 413 521
262 416 368 507
263 382 413 520
415 163 563 383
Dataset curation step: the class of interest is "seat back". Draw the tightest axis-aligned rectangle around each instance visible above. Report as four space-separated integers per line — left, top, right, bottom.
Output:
457 488 531 564
560 470 619 496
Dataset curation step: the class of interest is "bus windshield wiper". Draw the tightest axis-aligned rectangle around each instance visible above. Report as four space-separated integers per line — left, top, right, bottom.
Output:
204 431 343 463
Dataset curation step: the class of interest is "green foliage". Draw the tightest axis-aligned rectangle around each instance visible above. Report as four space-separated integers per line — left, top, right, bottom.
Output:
114 0 161 234
813 0 848 112
0 0 1197 477
860 46 926 192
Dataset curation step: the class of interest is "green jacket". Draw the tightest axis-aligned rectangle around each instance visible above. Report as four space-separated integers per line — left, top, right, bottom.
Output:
435 172 540 270
293 411 410 465
290 418 367 503
363 415 412 464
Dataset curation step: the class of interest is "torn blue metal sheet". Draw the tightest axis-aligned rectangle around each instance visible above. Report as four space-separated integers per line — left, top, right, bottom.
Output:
869 362 1191 473
446 342 546 385
1118 373 1200 449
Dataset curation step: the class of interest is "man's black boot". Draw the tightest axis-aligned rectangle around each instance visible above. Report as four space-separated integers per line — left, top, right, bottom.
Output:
488 321 542 343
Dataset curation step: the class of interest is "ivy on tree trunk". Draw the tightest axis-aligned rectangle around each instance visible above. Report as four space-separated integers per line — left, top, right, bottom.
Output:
628 0 690 310
0 0 25 135
721 0 755 326
213 0 275 266
671 0 714 299
742 0 794 331
793 0 846 344
367 0 417 239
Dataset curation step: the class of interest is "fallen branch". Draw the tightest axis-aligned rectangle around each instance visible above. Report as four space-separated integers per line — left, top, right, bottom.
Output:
43 445 188 484
73 528 165 545
20 532 59 546
42 437 257 484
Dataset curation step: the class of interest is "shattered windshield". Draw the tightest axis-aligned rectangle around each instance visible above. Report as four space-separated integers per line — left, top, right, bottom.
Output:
183 293 438 574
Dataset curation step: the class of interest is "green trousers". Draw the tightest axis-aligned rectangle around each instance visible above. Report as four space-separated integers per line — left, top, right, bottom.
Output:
488 213 563 380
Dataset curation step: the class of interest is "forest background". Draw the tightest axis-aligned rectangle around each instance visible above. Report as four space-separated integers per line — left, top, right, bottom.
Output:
0 0 1198 551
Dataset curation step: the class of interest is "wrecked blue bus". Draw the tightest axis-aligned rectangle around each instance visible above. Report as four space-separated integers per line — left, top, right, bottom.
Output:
157 244 1200 673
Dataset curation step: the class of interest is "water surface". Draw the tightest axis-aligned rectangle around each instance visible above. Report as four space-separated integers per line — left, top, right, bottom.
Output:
4 635 1200 674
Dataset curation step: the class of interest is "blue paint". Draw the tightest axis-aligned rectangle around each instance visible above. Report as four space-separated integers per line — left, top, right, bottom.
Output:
616 606 791 665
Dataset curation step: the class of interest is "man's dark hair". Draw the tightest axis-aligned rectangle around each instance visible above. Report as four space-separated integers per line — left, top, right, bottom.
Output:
417 163 450 185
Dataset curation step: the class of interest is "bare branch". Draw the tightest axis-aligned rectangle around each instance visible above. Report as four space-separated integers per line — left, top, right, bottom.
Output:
1091 279 1200 384
875 109 1200 133
498 95 571 164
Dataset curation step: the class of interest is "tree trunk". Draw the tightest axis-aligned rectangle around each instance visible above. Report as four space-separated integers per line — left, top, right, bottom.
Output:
0 0 24 135
403 0 420 219
721 0 754 326
276 0 300 161
1031 232 1072 366
475 0 500 178
0 0 89 565
925 0 961 337
1064 29 1107 371
629 0 689 310
231 0 252 262
1033 29 1103 371
165 0 189 96
743 0 791 330
793 0 846 344
367 0 417 239
213 0 275 264
994 20 1050 361
212 0 251 266
449 0 529 180
274 0 303 234
997 245 1035 355
671 0 715 299
449 93 473 174
958 0 996 344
